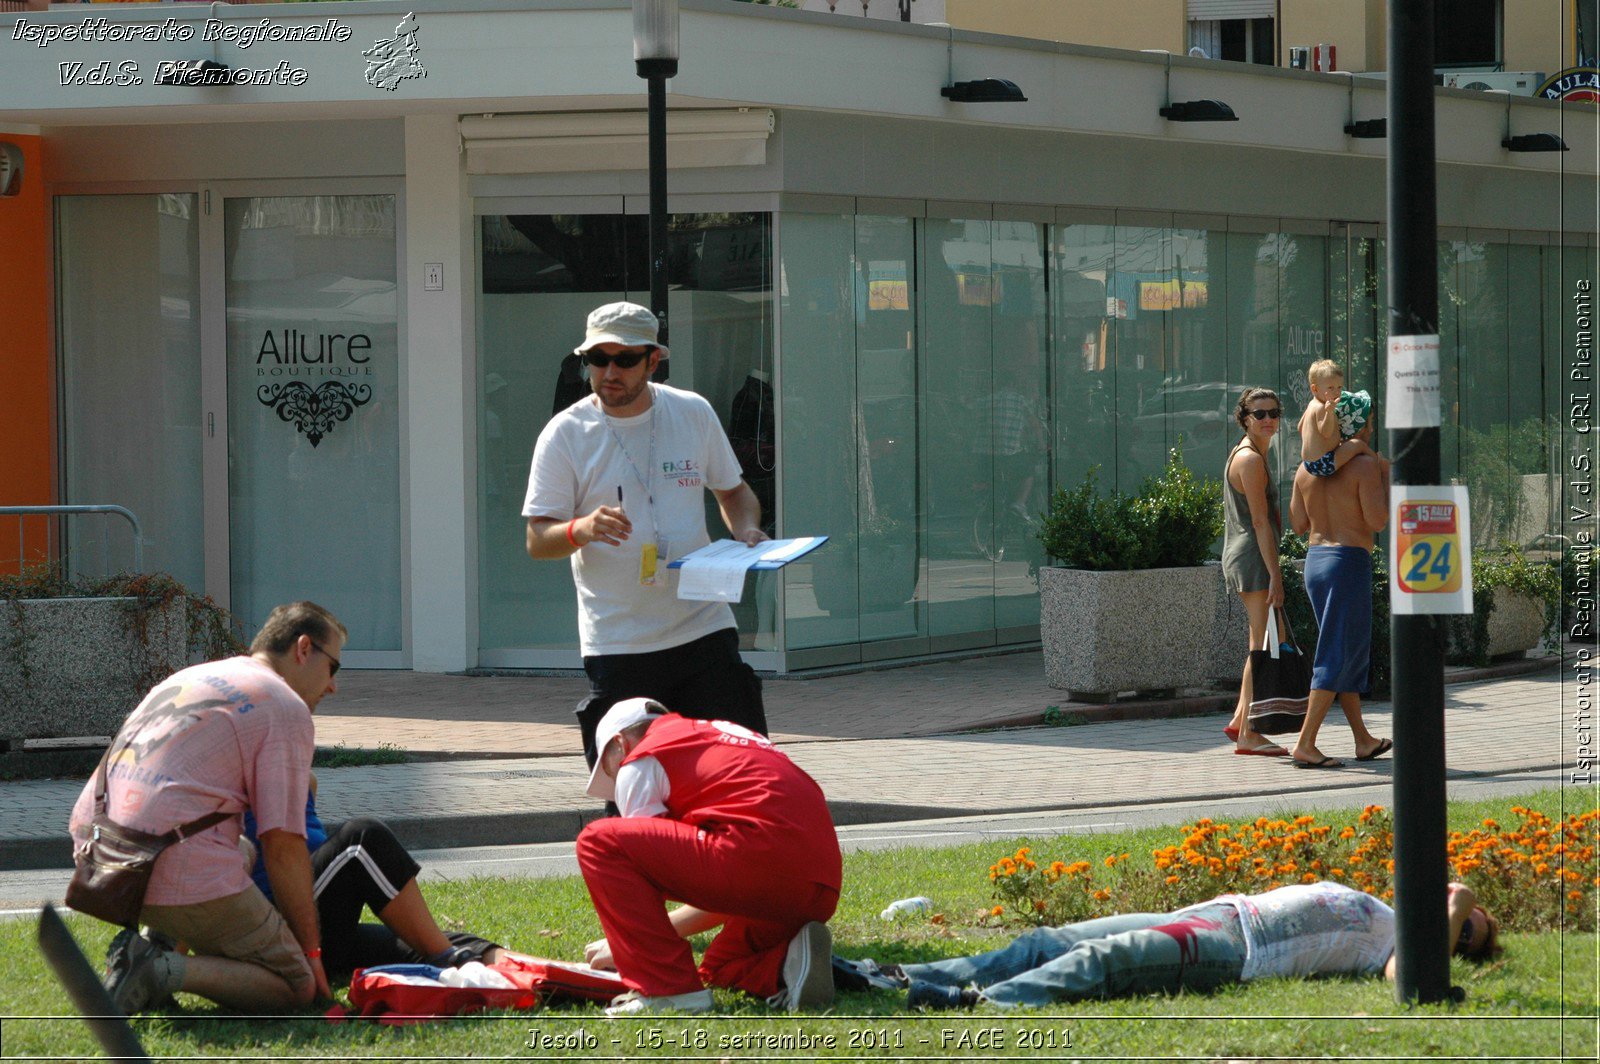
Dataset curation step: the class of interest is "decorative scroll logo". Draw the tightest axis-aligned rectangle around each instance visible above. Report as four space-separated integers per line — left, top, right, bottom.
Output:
363 12 424 91
257 381 372 447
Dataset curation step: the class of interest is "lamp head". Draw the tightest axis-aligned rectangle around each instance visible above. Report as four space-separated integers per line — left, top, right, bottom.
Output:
633 0 680 72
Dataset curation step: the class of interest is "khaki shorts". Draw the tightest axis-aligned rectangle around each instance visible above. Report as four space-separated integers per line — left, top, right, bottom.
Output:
143 887 313 998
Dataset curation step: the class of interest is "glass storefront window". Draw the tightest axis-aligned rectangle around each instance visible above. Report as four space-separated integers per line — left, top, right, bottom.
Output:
224 194 401 650
778 212 858 652
923 216 994 639
58 194 203 587
1052 221 1118 494
476 212 775 661
477 205 1569 670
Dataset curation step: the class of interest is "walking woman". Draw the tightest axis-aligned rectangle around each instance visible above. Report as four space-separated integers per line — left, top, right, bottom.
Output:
1221 387 1289 756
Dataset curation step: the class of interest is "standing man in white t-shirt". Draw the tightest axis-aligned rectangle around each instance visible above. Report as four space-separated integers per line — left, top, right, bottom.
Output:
524 302 770 771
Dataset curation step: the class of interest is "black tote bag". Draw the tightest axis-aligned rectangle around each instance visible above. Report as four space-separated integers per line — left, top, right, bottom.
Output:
1246 608 1311 735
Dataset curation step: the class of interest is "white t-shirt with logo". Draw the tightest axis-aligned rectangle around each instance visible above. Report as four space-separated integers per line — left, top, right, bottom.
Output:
524 384 744 656
1207 882 1396 981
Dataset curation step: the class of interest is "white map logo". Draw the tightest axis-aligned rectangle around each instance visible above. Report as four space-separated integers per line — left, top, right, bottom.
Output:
363 12 425 91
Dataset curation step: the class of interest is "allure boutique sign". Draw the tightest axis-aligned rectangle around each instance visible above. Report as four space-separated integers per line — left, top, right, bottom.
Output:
255 327 376 446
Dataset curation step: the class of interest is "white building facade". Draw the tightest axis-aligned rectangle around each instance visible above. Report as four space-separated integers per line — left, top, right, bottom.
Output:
1 0 1593 673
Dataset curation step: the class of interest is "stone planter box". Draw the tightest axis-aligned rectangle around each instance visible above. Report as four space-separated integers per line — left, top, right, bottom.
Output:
1484 589 1547 659
1040 565 1219 699
1205 560 1251 686
0 597 187 742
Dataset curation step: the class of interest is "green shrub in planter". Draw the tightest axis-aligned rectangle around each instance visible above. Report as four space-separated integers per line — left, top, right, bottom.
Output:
1441 548 1561 666
1037 447 1224 571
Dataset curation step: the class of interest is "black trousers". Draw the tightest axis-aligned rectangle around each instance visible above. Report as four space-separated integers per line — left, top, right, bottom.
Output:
575 627 767 768
312 816 497 976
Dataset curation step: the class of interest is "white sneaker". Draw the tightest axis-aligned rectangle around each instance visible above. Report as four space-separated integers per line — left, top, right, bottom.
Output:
776 921 834 1011
604 988 714 1016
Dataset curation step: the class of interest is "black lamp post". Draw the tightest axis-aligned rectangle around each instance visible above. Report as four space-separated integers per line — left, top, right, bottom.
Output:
633 0 678 371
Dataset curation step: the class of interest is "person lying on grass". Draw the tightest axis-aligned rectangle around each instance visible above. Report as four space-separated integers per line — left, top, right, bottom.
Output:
577 699 840 1015
834 880 1496 1009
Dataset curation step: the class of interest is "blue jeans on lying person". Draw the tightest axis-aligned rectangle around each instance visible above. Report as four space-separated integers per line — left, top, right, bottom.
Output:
901 902 1248 1008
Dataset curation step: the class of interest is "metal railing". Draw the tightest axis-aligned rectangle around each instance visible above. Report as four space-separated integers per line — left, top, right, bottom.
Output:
0 505 143 577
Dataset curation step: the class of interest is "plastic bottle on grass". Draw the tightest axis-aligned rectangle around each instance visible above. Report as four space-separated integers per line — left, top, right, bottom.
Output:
879 896 933 920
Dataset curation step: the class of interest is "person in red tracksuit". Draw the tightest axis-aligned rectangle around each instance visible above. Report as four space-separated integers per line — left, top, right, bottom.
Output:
576 698 842 1016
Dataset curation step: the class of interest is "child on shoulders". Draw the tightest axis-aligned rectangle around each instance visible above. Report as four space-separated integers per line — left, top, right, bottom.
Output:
1300 359 1378 476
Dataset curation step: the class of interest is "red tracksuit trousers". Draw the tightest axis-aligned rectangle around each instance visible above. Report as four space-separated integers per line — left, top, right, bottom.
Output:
576 815 840 998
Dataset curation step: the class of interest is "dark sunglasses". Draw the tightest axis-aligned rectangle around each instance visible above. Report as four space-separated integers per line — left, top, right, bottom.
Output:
310 640 341 677
582 349 651 370
1247 408 1283 421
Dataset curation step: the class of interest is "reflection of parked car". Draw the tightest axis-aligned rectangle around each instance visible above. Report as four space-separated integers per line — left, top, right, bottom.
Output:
1136 382 1234 445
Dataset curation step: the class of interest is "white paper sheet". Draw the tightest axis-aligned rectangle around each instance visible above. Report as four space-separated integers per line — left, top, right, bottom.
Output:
676 539 762 602
758 535 818 563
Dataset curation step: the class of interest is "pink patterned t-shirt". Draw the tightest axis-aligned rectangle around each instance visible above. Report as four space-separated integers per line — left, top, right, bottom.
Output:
69 656 313 906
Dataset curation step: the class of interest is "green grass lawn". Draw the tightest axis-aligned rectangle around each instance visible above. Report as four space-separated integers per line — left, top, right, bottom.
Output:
0 788 1594 1060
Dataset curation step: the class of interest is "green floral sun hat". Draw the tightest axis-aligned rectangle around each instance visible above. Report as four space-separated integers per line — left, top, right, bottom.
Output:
1335 389 1372 439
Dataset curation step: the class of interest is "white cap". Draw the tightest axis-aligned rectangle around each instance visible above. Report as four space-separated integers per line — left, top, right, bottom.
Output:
586 698 667 800
574 301 669 360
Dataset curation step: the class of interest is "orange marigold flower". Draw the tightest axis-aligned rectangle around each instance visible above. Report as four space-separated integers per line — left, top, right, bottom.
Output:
990 905 1004 917
1294 815 1315 826
1482 819 1499 830
1302 873 1318 883
1330 868 1344 877
1093 889 1111 901
1165 875 1180 885
1104 856 1118 869
1034 900 1046 912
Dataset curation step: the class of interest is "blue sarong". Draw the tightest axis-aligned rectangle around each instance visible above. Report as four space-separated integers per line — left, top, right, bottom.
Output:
1303 545 1372 693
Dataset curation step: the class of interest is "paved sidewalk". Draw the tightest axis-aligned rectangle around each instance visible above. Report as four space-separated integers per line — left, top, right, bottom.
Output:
0 653 1568 871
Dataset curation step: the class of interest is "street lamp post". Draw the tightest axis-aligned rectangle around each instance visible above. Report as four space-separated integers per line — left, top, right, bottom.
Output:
1387 0 1451 1005
633 0 678 369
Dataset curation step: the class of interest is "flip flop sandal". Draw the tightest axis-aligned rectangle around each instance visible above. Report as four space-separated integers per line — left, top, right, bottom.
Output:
1235 745 1288 757
1293 756 1344 769
1356 738 1393 762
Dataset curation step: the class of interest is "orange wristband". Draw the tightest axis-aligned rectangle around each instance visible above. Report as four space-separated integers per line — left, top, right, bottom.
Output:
304 947 322 959
567 519 581 547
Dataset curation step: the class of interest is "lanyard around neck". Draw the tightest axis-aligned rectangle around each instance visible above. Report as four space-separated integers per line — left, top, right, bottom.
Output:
604 385 656 510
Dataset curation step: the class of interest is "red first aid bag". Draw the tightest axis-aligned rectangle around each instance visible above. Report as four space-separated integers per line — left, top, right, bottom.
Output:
341 953 627 1024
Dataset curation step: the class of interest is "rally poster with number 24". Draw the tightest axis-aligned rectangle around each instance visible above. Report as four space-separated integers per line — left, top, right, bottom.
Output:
1389 485 1473 615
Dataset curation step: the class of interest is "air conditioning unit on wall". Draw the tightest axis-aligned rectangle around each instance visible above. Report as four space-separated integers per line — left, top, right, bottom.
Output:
1441 71 1545 95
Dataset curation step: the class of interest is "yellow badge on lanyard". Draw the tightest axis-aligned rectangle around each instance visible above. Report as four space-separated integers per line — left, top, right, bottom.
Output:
639 542 659 586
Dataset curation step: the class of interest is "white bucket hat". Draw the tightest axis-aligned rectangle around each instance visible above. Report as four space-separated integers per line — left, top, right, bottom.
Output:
575 301 669 360
586 697 668 799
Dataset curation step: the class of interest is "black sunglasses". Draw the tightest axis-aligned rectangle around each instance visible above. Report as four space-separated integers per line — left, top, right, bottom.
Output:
582 350 651 370
1247 408 1283 421
310 640 341 677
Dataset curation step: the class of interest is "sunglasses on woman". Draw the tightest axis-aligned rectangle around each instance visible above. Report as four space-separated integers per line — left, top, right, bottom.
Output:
582 350 651 370
1247 408 1282 421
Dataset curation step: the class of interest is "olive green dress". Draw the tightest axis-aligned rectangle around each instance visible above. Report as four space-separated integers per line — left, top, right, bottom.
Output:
1221 439 1281 593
